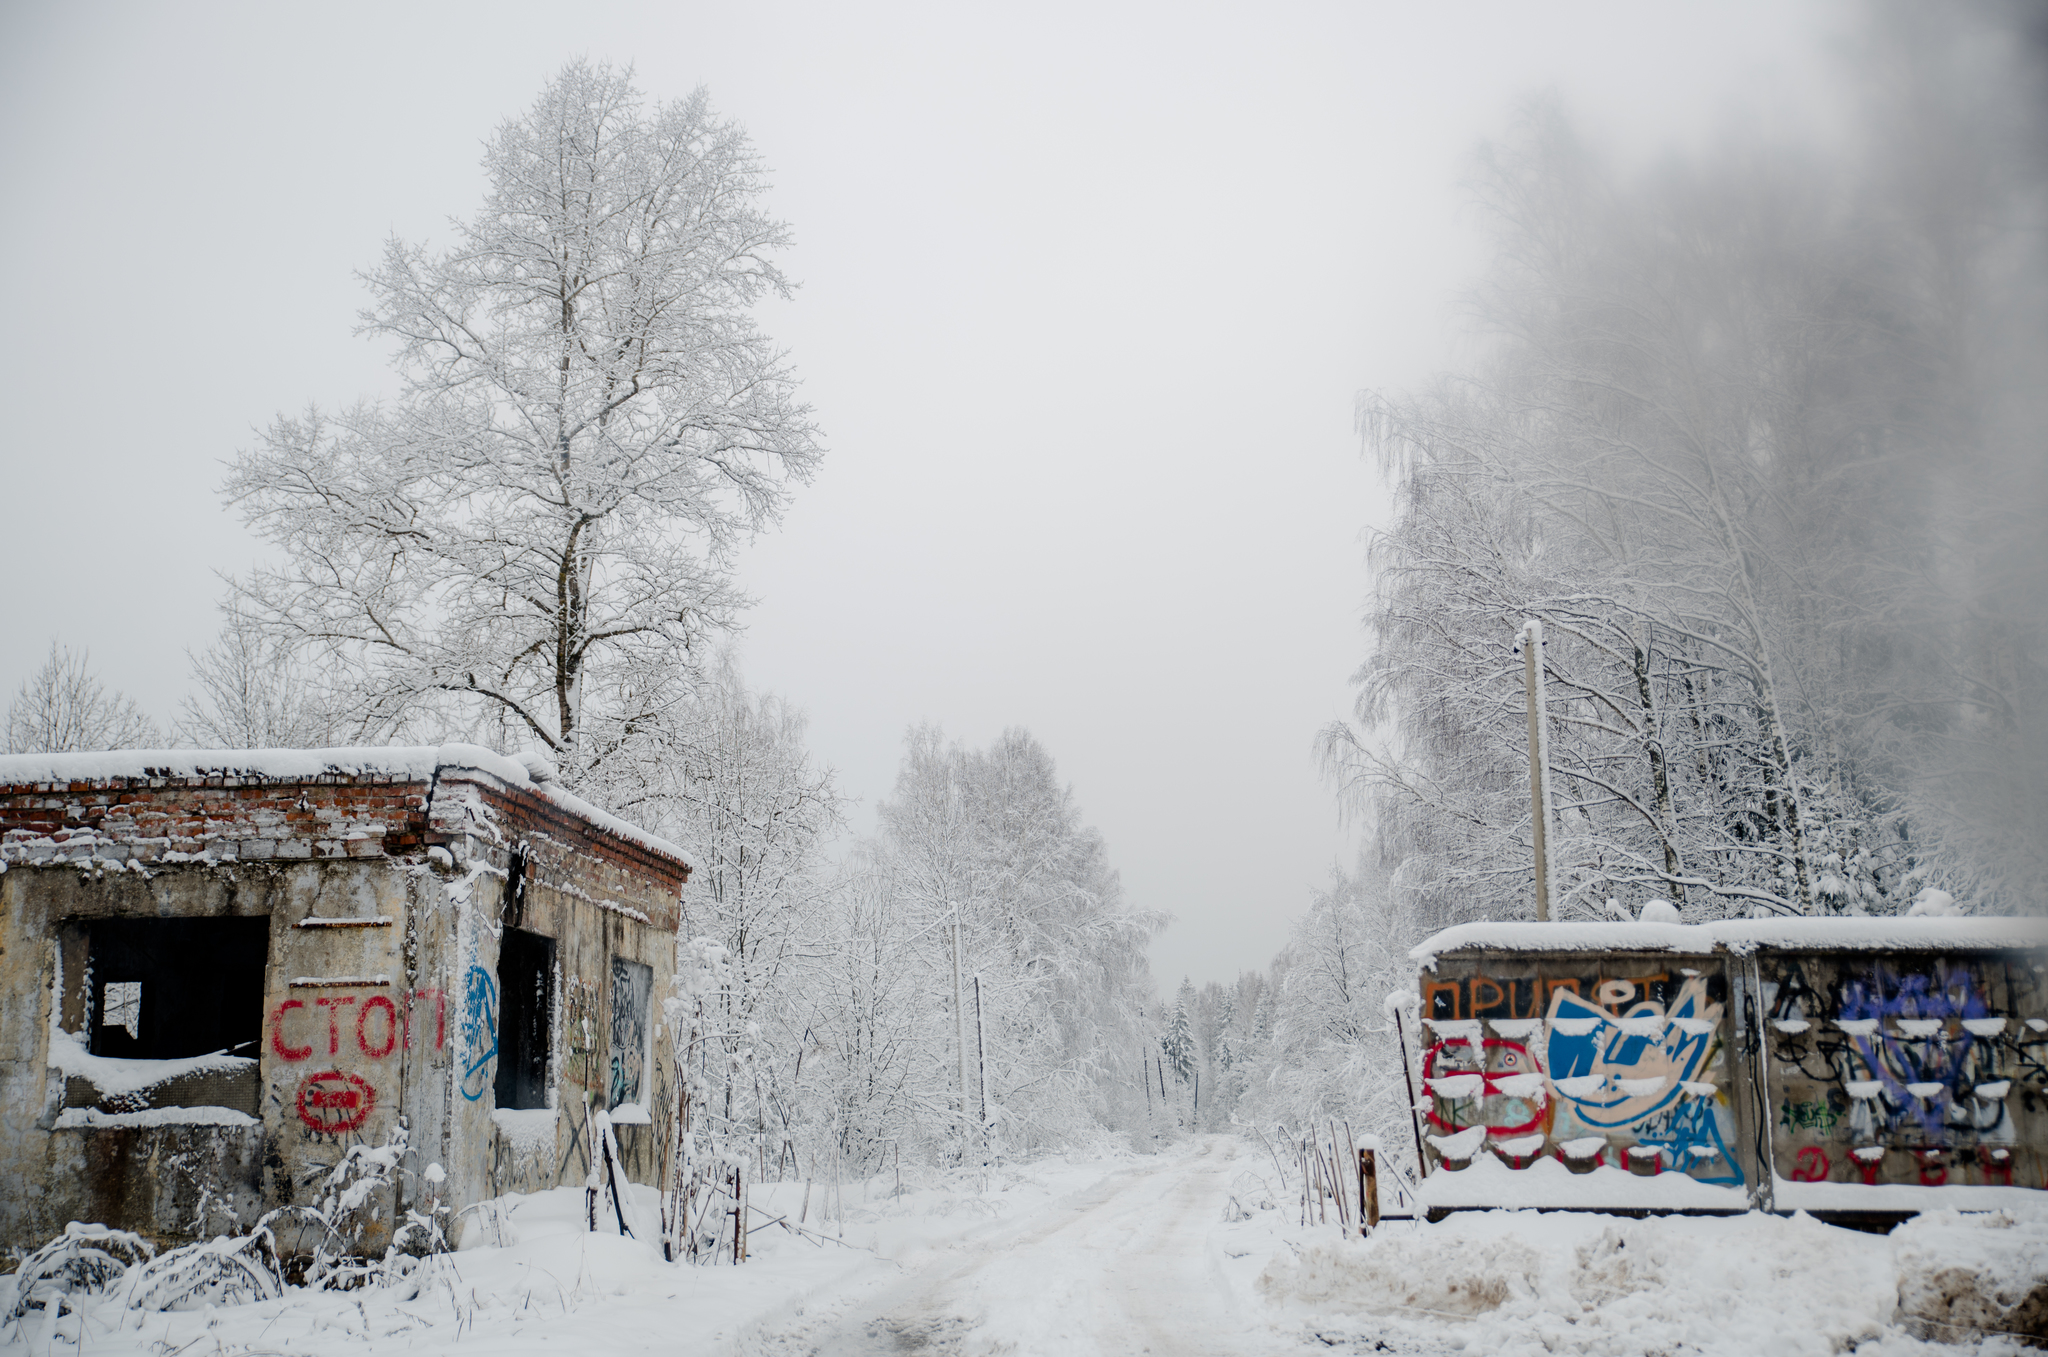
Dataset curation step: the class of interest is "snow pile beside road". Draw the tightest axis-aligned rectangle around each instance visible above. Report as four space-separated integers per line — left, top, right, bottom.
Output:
1257 1230 1541 1316
1251 1207 2048 1354
1893 1208 2048 1344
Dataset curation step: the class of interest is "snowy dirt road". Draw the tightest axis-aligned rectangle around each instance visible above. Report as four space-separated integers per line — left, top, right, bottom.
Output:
740 1137 1305 1357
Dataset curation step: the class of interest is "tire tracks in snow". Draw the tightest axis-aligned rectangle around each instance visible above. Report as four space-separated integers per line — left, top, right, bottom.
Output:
731 1138 1314 1357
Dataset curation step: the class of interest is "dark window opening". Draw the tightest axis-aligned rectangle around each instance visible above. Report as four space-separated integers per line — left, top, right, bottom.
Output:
505 844 529 929
494 928 555 1111
87 917 270 1060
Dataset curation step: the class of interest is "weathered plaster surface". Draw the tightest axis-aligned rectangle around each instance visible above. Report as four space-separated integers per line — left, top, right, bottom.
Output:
0 758 685 1256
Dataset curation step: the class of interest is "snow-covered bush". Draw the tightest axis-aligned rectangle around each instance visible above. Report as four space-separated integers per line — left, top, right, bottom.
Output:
0 1223 153 1326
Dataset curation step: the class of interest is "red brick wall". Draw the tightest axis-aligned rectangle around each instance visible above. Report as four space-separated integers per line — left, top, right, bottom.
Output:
0 767 687 929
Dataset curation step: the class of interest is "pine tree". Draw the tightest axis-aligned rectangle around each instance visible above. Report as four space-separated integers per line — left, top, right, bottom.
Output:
1160 984 1196 1085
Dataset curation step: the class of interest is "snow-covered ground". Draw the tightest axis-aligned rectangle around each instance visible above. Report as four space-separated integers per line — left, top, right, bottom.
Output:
5 1137 2044 1355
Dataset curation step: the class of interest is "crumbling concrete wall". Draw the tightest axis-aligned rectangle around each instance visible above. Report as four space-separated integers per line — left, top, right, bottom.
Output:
0 749 687 1257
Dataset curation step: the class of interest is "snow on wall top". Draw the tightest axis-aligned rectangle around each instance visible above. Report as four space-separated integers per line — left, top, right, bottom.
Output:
1411 916 2048 966
0 743 691 869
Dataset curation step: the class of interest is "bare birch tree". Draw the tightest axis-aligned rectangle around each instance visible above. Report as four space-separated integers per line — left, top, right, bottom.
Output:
222 62 820 779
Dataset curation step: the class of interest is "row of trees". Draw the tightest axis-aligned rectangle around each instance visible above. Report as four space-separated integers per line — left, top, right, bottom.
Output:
1323 2 2048 930
3 63 1165 1179
655 723 1163 1176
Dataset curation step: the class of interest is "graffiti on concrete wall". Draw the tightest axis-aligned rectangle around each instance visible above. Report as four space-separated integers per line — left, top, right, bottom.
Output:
1761 952 2045 1188
459 965 499 1102
609 957 652 1108
269 986 449 1135
562 975 602 1100
1420 961 1738 1183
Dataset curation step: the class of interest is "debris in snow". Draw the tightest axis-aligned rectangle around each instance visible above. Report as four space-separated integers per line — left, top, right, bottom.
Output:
45 1028 255 1103
1893 1208 2048 1345
1259 1232 1542 1317
54 1107 258 1129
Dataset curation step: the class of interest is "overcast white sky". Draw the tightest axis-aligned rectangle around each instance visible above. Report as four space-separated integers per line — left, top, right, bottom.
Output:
0 0 1839 988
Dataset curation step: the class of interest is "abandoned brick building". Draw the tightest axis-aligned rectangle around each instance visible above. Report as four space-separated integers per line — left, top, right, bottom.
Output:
0 745 690 1255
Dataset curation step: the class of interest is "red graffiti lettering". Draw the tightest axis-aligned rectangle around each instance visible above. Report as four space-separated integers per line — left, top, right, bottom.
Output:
1790 1146 1831 1182
1420 1037 1547 1136
295 1070 375 1134
1858 1155 1883 1186
270 999 312 1061
357 995 399 1058
1980 1148 2013 1187
1916 1151 1948 1187
315 996 356 1055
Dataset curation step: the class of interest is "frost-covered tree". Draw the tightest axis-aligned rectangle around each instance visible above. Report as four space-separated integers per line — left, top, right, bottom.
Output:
176 604 340 749
1324 2 2048 925
5 642 161 753
1160 985 1195 1085
818 727 1162 1167
1232 859 1425 1181
613 654 844 1147
222 62 820 779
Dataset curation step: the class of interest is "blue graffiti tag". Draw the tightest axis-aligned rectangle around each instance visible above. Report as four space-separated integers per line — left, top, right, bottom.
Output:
1635 1095 1745 1186
1544 984 1714 1130
1832 960 2002 1140
460 964 499 1101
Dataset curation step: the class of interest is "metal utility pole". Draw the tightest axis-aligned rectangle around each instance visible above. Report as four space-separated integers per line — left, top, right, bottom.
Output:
1521 619 1556 922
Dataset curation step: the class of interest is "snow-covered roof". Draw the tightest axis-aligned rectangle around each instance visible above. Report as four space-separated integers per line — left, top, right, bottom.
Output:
1411 916 2048 966
0 743 690 869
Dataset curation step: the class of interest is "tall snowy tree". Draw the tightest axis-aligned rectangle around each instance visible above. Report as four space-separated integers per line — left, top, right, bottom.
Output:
1160 984 1196 1085
222 62 820 781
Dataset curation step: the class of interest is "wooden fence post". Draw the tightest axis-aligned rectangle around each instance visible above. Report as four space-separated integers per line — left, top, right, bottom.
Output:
1359 1148 1379 1236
